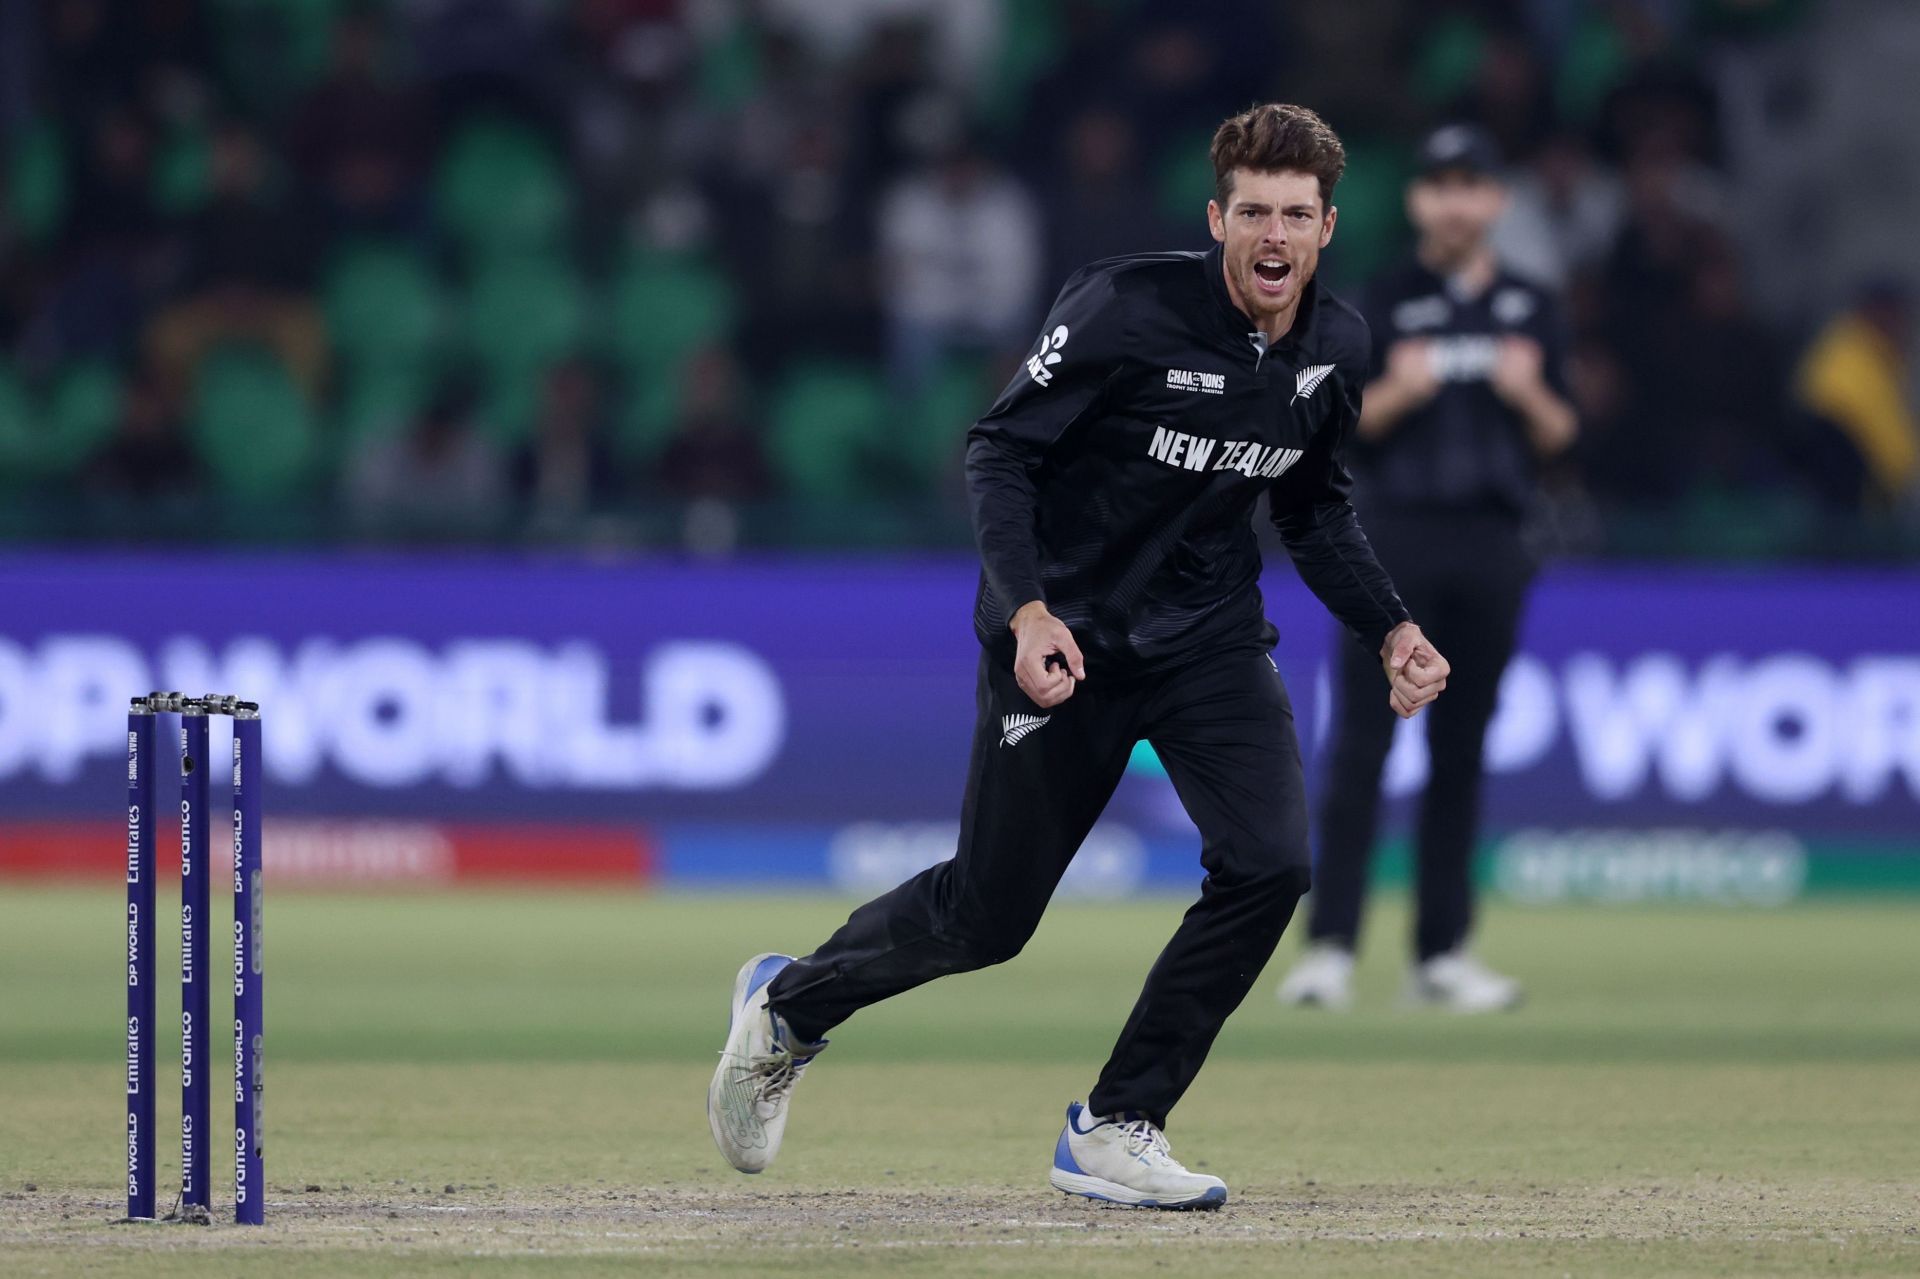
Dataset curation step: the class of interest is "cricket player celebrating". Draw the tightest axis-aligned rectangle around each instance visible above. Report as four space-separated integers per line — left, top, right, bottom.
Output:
709 103 1449 1210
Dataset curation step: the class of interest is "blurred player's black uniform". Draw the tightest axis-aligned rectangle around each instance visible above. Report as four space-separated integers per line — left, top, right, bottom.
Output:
765 244 1410 1125
1308 256 1569 961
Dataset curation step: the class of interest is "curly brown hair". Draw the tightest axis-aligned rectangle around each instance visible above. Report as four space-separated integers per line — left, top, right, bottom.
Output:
1210 103 1347 211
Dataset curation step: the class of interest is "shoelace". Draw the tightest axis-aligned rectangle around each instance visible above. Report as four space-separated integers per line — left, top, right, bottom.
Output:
1118 1118 1174 1164
717 1046 814 1115
749 1050 811 1107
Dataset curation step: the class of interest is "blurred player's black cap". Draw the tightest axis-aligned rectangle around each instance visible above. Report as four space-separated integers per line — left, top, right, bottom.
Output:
1415 123 1504 180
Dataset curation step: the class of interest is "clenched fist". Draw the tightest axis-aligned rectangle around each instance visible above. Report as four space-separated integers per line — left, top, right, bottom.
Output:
1009 601 1086 708
1380 620 1448 719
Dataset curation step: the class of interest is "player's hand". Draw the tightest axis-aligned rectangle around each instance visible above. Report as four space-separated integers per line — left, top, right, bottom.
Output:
1383 338 1443 404
1490 335 1546 405
1379 621 1448 719
1010 601 1085 709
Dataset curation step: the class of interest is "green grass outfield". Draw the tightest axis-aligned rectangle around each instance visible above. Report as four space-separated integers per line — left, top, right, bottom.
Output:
2 887 1917 1276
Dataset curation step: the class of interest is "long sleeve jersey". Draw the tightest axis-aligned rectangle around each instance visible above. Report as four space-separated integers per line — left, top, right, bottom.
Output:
966 243 1410 675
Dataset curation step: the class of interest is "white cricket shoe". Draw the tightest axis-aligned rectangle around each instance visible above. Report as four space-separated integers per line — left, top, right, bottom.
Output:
1406 950 1523 1012
1048 1102 1227 1210
1275 942 1355 1010
707 953 827 1173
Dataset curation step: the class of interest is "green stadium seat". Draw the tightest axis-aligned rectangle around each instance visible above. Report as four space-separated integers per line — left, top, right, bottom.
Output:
1323 137 1412 284
466 255 587 368
464 253 588 443
152 125 212 216
474 371 545 447
335 364 433 445
768 361 886 501
0 365 37 485
889 354 986 487
187 348 322 498
980 0 1064 131
324 242 445 372
41 362 123 476
1556 12 1630 124
614 371 685 466
694 20 761 111
0 362 122 483
1155 126 1219 226
606 253 736 377
211 0 340 107
7 120 65 245
436 120 572 257
1413 13 1488 106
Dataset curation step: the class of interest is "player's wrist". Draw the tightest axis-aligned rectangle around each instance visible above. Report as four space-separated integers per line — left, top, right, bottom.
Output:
1499 377 1547 410
1379 619 1418 658
1010 599 1051 634
1390 379 1437 413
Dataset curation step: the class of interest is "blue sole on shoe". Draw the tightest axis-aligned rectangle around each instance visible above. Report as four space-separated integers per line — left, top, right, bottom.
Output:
1055 1184 1227 1211
1049 1167 1227 1211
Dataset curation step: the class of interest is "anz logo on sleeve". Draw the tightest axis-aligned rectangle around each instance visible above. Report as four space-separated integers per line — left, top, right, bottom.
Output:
1025 325 1070 386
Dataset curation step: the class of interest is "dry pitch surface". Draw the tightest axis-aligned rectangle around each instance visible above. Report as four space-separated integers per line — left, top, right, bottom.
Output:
8 1173 1916 1277
3 890 1917 1276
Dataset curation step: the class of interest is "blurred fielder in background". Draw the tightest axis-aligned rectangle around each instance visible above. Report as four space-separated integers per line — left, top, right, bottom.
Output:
1278 124 1577 1014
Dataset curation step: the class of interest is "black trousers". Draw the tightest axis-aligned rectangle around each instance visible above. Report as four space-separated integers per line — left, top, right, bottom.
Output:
766 646 1312 1128
1307 510 1533 961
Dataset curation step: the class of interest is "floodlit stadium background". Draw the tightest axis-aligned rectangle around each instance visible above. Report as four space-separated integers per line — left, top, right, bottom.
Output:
3 4 1919 1274
2 0 1913 900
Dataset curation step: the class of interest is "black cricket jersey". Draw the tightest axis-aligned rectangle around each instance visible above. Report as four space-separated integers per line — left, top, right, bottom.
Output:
1355 259 1570 519
965 243 1410 675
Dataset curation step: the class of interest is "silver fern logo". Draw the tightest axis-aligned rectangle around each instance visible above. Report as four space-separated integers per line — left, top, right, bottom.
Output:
1292 363 1335 404
1000 713 1052 747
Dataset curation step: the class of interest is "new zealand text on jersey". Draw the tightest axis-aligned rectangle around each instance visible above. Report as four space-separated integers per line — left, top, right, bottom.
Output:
1147 425 1303 479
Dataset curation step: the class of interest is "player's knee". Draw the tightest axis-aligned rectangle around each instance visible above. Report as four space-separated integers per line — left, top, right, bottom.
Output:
970 931 1031 967
943 905 1039 969
1272 864 1312 899
1266 867 1312 939
1233 859 1311 901
935 926 1028 971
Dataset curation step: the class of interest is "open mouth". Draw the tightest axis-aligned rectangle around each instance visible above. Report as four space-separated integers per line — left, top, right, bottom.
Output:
1252 258 1291 292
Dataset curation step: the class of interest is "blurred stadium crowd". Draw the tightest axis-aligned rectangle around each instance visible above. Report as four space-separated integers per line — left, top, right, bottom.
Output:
0 0 1914 553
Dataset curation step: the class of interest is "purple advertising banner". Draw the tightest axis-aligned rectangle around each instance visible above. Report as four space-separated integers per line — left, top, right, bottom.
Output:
1 551 1914 899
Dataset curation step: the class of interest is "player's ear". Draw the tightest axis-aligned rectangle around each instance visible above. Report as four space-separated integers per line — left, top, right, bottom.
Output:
1207 199 1226 244
1320 204 1337 249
